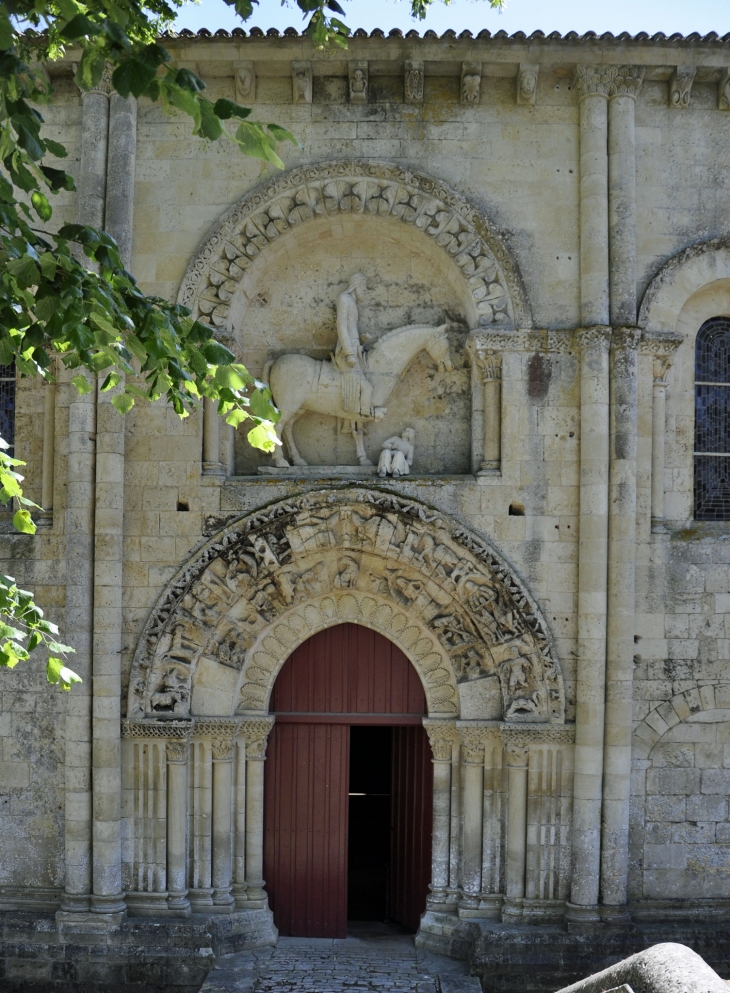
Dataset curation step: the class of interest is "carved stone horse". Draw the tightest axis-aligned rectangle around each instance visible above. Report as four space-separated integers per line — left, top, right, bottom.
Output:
264 324 453 467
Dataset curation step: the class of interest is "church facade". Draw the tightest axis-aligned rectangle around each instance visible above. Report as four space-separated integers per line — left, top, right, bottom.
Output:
2 25 730 989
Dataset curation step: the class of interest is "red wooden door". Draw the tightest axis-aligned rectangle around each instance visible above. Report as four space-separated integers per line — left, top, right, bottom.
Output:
390 725 433 932
264 624 429 937
264 722 349 937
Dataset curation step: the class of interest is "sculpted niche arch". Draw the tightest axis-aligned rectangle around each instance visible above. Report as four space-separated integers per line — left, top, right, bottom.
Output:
177 159 531 333
127 489 564 724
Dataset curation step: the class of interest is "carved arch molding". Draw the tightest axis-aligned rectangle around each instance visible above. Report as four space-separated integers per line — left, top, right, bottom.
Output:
128 489 564 724
177 159 531 332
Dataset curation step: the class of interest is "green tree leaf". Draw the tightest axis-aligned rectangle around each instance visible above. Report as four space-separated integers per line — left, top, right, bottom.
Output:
12 509 36 534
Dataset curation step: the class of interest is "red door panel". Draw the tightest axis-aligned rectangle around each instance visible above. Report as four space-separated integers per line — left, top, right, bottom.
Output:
390 725 433 932
264 722 349 937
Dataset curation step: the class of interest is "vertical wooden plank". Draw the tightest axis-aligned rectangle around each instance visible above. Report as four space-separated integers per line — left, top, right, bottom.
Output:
389 725 433 932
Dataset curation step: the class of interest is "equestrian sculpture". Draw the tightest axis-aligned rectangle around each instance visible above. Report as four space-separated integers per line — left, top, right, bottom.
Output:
263 274 453 467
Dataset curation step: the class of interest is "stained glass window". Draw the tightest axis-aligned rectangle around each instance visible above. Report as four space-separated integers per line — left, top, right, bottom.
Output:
694 318 730 520
0 364 16 459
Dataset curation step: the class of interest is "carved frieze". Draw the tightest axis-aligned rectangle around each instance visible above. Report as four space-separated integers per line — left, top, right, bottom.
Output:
128 490 564 728
516 64 539 107
404 61 424 104
178 161 529 334
669 67 695 109
461 62 482 105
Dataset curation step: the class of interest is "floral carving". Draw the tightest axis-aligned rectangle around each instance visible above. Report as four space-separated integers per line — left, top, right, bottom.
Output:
177 161 529 333
128 489 563 727
669 67 695 109
404 61 424 104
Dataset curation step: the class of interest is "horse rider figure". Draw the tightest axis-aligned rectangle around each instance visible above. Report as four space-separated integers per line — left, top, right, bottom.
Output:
334 273 386 421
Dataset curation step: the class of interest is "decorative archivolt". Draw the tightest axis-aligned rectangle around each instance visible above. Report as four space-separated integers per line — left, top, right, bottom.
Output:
177 159 531 332
639 236 730 333
128 488 563 725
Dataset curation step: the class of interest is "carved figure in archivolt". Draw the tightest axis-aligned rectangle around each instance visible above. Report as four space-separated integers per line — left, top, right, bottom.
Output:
128 489 564 727
264 276 452 467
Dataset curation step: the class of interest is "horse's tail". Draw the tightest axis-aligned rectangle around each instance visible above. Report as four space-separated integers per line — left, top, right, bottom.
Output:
262 359 274 384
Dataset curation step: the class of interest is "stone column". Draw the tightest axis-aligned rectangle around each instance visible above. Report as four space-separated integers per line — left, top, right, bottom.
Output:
574 66 611 327
166 738 191 916
58 74 110 919
503 738 529 922
568 327 611 923
105 93 137 268
608 67 643 327
90 376 126 921
203 398 223 475
211 737 235 909
232 736 248 907
243 719 274 908
41 379 55 512
458 726 485 914
466 334 503 475
645 341 681 529
601 327 640 917
424 721 456 911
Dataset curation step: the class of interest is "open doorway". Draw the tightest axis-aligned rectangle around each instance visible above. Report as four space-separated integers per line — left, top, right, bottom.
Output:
264 625 433 937
348 727 392 922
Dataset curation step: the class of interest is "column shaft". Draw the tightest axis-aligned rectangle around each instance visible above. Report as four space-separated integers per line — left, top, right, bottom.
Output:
91 380 126 917
232 738 248 907
424 723 454 910
459 733 485 910
503 742 529 920
608 74 642 326
651 360 669 526
570 328 611 915
578 88 609 326
601 330 640 913
211 741 235 908
41 381 55 511
166 739 190 914
203 398 221 474
105 93 137 269
243 722 273 908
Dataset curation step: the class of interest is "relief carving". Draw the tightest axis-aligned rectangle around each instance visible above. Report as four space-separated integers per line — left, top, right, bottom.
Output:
129 490 563 726
265 275 451 467
404 61 424 104
178 161 528 337
235 62 255 103
516 64 539 106
291 61 312 104
669 67 695 109
461 62 481 105
349 61 368 104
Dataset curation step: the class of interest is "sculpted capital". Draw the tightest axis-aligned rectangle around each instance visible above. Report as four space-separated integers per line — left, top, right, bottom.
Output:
573 65 614 98
610 65 644 99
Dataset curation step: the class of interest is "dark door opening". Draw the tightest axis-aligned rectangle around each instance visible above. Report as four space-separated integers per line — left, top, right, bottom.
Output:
348 726 392 922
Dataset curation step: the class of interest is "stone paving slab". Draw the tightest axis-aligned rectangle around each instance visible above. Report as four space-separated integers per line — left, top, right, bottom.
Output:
200 925 478 993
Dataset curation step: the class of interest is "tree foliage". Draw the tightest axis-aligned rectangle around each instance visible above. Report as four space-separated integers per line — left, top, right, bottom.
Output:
0 0 503 687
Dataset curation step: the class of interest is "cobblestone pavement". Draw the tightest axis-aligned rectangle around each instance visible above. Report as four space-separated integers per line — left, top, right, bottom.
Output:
199 923 478 993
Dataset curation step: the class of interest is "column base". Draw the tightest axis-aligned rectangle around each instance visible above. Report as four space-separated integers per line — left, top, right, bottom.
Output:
57 892 91 915
565 901 602 931
90 892 127 921
650 517 668 533
211 888 236 912
501 897 523 923
477 464 501 477
232 883 248 909
202 462 226 478
600 904 632 928
189 887 215 913
167 891 191 917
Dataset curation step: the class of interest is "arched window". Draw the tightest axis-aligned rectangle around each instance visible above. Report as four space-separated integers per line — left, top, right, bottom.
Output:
694 318 730 520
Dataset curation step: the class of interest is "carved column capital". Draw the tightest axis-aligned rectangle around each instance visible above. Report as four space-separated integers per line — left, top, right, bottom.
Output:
241 717 275 760
669 67 696 109
573 65 614 98
211 738 234 761
166 738 189 762
457 725 499 763
77 62 114 97
424 719 458 761
576 326 612 351
609 65 644 99
504 740 529 765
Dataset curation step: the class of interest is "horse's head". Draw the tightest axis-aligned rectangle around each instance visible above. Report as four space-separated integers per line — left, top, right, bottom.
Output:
428 324 453 372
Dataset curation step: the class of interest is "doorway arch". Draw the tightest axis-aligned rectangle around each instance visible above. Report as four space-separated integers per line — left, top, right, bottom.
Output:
264 624 433 938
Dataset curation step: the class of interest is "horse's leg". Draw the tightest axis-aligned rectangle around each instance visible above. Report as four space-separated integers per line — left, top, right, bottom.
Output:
283 413 307 466
273 411 292 467
352 422 372 466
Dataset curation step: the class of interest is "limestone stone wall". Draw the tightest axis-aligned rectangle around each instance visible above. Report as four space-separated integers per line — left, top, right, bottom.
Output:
1 31 730 933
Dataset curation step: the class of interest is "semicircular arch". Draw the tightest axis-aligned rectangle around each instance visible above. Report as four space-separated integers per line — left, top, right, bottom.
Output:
639 237 730 334
128 488 562 723
177 159 531 332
